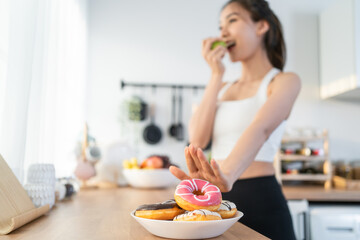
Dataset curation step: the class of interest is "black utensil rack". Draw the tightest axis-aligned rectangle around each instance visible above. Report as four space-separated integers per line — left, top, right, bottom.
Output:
120 79 205 91
120 79 206 143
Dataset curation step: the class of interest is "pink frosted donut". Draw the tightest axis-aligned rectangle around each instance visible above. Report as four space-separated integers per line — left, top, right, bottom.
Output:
174 179 222 211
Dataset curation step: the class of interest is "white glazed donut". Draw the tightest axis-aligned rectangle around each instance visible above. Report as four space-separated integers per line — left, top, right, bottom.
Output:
174 209 222 221
217 200 237 219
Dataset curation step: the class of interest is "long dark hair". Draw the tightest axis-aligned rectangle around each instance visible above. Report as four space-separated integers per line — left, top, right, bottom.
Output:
223 0 286 71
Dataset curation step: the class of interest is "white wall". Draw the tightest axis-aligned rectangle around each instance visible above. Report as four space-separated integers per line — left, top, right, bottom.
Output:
0 0 9 146
87 0 360 170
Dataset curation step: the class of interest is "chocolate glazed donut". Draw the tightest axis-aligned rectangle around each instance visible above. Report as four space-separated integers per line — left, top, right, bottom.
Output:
136 200 177 211
135 200 185 220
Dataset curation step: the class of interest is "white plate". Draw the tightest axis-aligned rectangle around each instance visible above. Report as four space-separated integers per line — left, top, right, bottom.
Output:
123 169 178 188
131 210 243 239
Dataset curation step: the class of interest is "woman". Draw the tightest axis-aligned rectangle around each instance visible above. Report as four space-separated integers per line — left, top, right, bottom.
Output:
170 0 300 239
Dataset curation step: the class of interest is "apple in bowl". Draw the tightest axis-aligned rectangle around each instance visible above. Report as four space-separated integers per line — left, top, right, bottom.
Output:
122 155 179 188
140 156 164 169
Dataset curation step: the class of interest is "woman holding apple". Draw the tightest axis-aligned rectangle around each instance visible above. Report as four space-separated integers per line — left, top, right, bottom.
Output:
170 0 300 239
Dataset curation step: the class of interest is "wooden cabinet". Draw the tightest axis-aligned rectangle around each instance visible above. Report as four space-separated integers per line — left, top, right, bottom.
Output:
319 0 360 100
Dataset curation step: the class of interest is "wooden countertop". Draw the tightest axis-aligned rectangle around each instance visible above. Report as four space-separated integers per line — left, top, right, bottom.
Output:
282 185 360 202
1 187 269 240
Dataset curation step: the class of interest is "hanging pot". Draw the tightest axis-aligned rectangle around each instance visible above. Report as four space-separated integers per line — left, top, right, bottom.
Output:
176 87 184 141
143 103 162 144
169 87 177 137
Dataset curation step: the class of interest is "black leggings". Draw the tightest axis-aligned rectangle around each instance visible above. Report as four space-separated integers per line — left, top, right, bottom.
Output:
222 175 296 240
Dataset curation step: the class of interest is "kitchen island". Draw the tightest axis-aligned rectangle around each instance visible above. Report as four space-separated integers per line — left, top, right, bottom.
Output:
1 187 269 240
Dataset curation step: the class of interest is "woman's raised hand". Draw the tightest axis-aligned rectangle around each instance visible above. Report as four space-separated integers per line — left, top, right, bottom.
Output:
202 37 227 76
169 144 233 192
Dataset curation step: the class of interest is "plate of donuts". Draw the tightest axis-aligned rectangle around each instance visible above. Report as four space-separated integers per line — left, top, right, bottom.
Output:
131 210 243 239
131 179 244 239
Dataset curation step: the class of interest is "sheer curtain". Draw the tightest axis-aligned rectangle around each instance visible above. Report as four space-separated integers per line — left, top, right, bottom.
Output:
0 0 88 183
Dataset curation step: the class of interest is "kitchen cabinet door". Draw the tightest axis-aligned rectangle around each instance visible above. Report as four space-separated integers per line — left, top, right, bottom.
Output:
319 0 360 100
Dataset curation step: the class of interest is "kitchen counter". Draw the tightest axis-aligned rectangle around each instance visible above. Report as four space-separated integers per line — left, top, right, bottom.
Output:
282 185 360 202
1 187 269 240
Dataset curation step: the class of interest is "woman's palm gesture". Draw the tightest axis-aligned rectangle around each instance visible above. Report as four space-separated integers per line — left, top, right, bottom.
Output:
170 144 232 192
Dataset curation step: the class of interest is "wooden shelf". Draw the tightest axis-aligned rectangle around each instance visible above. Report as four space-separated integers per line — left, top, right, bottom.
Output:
281 174 331 181
280 154 327 161
274 129 331 189
281 136 324 143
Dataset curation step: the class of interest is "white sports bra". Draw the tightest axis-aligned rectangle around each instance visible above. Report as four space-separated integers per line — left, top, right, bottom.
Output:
211 68 286 162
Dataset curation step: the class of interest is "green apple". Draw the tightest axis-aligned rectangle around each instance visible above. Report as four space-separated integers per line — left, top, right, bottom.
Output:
211 41 227 50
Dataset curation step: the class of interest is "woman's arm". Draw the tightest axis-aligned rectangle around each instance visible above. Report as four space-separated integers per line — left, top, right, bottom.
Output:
170 72 301 192
189 37 227 148
189 75 224 148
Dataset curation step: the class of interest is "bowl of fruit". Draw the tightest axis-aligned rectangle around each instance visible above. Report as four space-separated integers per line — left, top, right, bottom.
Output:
122 155 179 188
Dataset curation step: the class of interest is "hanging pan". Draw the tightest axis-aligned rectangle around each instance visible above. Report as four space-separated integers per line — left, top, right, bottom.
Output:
176 87 184 141
143 103 162 145
169 87 177 137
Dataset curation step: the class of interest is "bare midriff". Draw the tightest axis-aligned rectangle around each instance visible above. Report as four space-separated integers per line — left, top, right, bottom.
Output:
239 161 275 179
216 159 275 180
